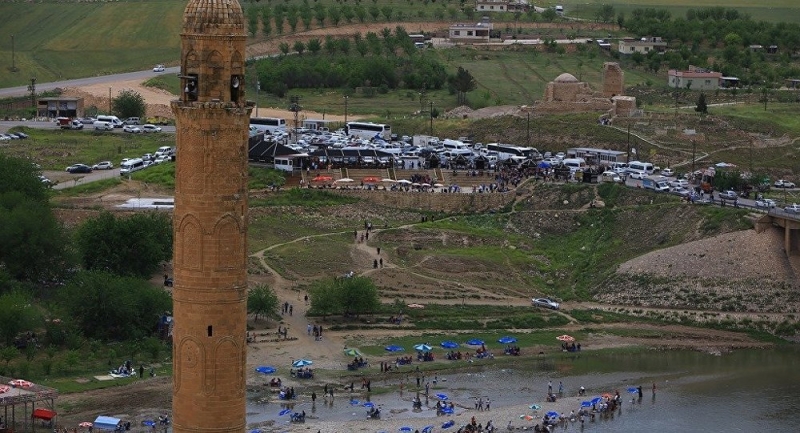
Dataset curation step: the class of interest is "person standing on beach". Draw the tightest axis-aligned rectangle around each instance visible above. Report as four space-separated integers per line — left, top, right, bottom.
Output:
485 397 490 411
478 397 483 411
475 397 479 410
548 381 553 394
559 381 563 395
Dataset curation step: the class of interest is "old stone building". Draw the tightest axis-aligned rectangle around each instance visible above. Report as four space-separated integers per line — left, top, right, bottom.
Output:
170 1 254 433
535 62 636 117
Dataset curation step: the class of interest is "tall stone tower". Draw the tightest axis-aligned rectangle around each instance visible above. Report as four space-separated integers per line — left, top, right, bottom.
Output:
171 1 252 433
602 62 625 97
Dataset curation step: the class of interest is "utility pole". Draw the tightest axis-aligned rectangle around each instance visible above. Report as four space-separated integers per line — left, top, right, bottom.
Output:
691 140 696 182
27 77 36 115
344 95 348 124
11 35 17 72
256 81 260 117
626 123 631 163
109 87 112 113
429 100 434 136
289 95 301 144
526 111 530 146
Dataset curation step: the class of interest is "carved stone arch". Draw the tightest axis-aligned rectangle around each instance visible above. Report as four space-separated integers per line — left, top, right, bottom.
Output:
230 51 244 74
177 214 203 271
175 336 205 394
209 337 243 395
213 214 242 270
184 49 200 72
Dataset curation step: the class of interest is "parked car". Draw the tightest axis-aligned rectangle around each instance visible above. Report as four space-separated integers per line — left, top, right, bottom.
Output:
671 187 691 197
142 153 153 161
93 121 113 131
532 298 560 310
66 163 92 174
628 171 646 180
774 179 796 188
153 155 170 165
784 203 800 213
153 64 165 72
92 161 114 170
719 190 738 200
755 198 776 208
39 175 53 185
123 125 142 133
661 168 674 177
142 124 162 133
669 179 689 188
0 134 11 141
79 117 97 124
124 117 140 125
14 131 28 139
600 171 622 183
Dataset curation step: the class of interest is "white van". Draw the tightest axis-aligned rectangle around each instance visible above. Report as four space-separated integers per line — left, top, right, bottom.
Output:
96 115 124 128
120 158 145 175
154 146 174 158
562 158 586 173
93 121 113 131
627 161 654 175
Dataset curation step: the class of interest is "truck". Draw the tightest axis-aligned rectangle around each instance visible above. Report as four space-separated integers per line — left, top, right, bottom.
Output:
57 117 83 130
642 175 670 192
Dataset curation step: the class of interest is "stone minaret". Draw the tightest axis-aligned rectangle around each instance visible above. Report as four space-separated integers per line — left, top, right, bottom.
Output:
171 2 252 433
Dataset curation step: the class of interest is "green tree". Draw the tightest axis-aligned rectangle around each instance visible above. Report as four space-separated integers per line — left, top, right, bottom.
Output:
0 291 40 346
354 5 367 23
307 38 322 55
541 8 557 22
279 42 290 56
286 6 299 32
449 66 477 105
338 38 351 56
274 7 285 35
308 276 380 318
0 346 18 369
631 51 645 66
341 5 355 23
76 212 172 278
355 38 369 57
0 154 48 203
57 271 171 341
247 284 279 321
617 12 625 29
314 3 326 27
293 40 306 55
324 35 337 55
369 5 380 21
328 6 342 26
246 6 259 37
381 6 393 21
300 5 313 30
596 4 615 23
261 7 273 38
695 92 708 114
111 89 146 119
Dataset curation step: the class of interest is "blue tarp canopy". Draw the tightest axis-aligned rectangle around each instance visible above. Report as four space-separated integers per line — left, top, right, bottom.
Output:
93 416 121 431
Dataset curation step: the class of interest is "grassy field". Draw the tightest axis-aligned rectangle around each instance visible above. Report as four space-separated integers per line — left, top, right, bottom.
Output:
556 0 800 23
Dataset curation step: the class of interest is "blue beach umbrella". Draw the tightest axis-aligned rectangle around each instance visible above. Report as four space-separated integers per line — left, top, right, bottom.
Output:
141 421 156 427
279 409 292 416
627 387 639 394
441 406 454 414
422 426 434 433
546 411 559 418
529 404 541 410
590 397 603 405
440 341 459 349
414 344 433 352
442 420 455 429
291 359 312 368
255 366 276 374
385 345 405 352
249 430 261 433
465 339 484 346
581 401 592 408
350 399 360 405
399 427 413 432
363 402 374 408
436 393 449 400
498 336 517 344
538 161 551 169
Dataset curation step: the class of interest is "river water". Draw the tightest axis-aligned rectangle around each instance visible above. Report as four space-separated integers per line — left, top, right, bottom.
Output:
248 347 800 432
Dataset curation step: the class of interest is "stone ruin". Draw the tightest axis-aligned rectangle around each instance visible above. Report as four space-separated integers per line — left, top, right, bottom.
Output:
533 62 637 118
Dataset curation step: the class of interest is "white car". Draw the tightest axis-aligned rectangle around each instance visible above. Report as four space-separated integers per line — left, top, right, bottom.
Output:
153 155 170 165
784 203 800 213
142 124 162 133
661 168 674 177
629 171 646 180
755 199 776 208
600 171 622 183
92 161 114 170
774 180 796 188
532 298 560 310
123 125 142 133
153 64 165 72
669 179 689 188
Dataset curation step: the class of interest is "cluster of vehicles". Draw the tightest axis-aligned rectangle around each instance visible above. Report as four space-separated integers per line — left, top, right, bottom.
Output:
64 146 174 176
0 131 29 141
54 115 163 132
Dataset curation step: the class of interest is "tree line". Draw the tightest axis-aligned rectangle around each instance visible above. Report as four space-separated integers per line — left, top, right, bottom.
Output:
255 27 449 97
621 7 800 86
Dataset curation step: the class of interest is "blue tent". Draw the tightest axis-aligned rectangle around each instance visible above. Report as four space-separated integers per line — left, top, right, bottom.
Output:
440 341 459 349
465 339 484 346
442 420 455 429
498 336 517 344
255 366 276 374
538 161 551 169
385 345 404 352
93 417 121 431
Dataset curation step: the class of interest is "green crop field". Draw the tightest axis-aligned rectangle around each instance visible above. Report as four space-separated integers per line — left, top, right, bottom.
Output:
2 0 800 88
555 0 800 23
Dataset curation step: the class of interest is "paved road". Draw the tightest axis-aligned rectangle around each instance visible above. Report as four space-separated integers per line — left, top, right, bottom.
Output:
0 67 179 98
0 120 175 134
47 168 121 190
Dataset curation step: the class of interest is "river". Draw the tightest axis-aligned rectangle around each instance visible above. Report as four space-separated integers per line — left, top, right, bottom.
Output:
247 347 800 431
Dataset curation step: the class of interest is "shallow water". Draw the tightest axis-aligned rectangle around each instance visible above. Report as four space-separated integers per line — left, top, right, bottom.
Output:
248 347 800 431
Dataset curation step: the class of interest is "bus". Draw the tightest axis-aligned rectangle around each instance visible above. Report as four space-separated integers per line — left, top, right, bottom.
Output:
250 117 287 134
345 122 391 140
485 143 540 161
120 158 145 175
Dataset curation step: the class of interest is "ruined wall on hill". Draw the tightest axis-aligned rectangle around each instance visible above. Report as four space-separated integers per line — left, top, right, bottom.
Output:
327 189 514 213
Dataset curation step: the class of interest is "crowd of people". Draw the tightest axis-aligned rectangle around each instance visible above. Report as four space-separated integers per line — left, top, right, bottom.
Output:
347 356 368 370
417 351 435 362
